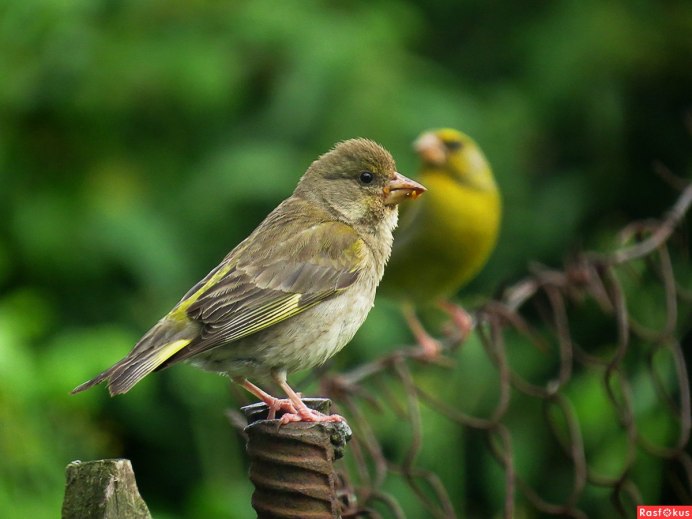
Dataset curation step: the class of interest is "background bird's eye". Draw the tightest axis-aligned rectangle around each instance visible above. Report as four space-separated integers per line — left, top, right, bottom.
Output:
445 140 463 151
359 171 374 184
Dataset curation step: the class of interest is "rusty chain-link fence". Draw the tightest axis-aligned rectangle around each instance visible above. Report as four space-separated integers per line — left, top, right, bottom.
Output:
308 178 692 518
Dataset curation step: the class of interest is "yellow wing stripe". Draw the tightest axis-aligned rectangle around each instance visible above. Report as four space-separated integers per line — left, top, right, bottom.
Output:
203 290 334 346
170 263 236 321
123 338 192 386
216 294 306 342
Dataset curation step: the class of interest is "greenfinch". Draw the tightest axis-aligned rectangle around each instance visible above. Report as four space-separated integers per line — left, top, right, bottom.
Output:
379 128 501 356
72 139 425 423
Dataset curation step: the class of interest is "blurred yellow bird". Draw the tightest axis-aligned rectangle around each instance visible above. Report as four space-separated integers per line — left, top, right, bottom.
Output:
379 128 501 356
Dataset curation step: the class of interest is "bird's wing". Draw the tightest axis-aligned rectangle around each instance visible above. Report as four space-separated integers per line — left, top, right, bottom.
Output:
166 219 369 362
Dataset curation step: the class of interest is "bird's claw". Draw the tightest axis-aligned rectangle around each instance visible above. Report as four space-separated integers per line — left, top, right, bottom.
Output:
414 335 444 359
266 398 299 421
278 407 345 425
412 345 455 367
438 301 475 340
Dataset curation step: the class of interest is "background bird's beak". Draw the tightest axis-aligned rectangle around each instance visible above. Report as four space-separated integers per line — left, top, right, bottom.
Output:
414 132 446 166
384 172 426 205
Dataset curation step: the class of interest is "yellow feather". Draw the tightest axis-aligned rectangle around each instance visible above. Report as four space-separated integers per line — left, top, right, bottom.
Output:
122 338 192 388
380 128 501 303
170 263 235 322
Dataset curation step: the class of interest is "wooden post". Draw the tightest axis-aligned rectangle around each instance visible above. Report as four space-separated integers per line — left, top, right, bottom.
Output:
62 459 151 519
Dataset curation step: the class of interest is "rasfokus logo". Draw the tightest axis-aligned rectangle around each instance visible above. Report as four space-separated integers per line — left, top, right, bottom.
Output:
638 506 692 517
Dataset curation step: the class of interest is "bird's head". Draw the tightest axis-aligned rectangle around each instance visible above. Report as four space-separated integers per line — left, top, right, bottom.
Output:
295 138 425 229
414 128 496 191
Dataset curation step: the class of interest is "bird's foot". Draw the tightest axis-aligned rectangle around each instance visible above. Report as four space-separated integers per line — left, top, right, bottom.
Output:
411 342 455 367
438 300 475 341
414 334 444 360
265 397 299 421
270 375 345 424
278 403 345 425
234 377 302 420
403 305 446 361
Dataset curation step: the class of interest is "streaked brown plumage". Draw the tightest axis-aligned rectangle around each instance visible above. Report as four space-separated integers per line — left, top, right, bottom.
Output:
72 138 425 423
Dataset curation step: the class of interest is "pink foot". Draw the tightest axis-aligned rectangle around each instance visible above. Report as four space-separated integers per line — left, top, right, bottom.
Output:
278 405 345 425
403 304 445 359
414 334 443 360
265 397 298 421
411 341 456 368
438 300 474 339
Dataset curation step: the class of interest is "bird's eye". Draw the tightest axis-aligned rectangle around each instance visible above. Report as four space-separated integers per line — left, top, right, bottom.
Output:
445 140 463 151
359 171 374 184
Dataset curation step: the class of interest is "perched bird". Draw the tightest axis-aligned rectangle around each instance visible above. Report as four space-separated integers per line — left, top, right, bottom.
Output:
379 128 501 357
72 139 425 423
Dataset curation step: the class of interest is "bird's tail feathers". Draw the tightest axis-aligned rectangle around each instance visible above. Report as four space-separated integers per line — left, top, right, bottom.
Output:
70 369 113 395
71 337 192 396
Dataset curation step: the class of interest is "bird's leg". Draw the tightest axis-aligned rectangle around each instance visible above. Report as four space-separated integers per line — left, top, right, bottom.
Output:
403 303 442 359
272 369 344 425
233 376 298 420
437 300 474 341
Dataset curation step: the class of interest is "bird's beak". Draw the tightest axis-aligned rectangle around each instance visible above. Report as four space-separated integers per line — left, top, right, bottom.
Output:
384 172 426 206
414 132 446 166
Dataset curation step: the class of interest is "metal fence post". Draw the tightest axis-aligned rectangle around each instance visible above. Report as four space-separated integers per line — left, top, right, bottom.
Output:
241 398 352 518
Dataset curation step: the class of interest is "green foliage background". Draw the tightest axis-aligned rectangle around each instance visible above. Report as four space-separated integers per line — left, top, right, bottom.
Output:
1 1 690 517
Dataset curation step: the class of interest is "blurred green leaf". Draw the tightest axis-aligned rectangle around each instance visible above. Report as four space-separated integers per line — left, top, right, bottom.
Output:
0 0 690 516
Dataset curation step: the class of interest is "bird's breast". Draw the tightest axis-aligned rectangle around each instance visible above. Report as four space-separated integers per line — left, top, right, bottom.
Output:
193 272 380 380
382 173 501 302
